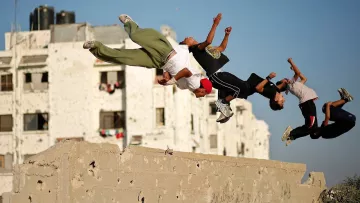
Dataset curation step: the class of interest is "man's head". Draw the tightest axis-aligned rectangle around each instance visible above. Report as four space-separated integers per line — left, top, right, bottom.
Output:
269 92 285 111
193 78 213 98
179 37 198 47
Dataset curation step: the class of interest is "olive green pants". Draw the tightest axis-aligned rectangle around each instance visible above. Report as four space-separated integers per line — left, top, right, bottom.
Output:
89 21 173 69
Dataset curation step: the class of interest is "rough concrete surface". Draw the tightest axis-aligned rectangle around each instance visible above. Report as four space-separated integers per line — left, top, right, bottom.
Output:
4 140 326 203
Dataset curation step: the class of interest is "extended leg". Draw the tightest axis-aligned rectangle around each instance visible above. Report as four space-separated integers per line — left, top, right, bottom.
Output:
318 121 355 139
120 16 173 65
318 102 356 139
210 72 247 120
87 41 158 68
283 100 319 144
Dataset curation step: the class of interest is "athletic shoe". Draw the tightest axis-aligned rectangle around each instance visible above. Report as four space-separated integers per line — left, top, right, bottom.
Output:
119 14 135 24
83 41 95 49
215 99 233 117
338 88 353 102
216 112 233 123
281 126 293 142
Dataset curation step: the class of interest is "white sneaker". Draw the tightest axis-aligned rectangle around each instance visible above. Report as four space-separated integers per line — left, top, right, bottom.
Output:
216 113 227 122
338 88 353 101
119 14 135 24
281 126 293 142
215 100 233 117
83 41 95 49
216 112 234 123
220 115 232 124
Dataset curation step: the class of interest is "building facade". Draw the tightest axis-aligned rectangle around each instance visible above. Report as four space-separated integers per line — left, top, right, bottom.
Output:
0 23 270 196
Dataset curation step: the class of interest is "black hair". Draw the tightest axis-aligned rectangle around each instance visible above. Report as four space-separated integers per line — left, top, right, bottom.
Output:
269 98 283 111
179 41 186 45
275 81 288 92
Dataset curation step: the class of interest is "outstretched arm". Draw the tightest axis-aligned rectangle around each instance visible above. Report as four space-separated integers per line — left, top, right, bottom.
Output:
287 58 307 84
216 27 232 52
256 72 277 93
276 78 289 90
322 102 332 126
158 68 193 85
198 13 222 50
174 68 192 80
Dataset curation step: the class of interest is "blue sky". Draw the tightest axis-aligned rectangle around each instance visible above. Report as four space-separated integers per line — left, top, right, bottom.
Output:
1 0 359 186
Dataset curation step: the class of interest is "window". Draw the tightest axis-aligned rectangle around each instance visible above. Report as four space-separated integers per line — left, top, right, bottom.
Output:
156 69 163 76
41 72 48 83
23 72 49 91
0 155 4 168
0 115 13 132
0 74 13 91
237 142 245 156
154 69 164 84
190 114 194 132
236 106 245 115
209 102 217 115
236 106 245 128
130 135 142 145
156 108 165 126
99 71 125 88
25 73 32 83
99 111 125 129
210 134 217 149
24 113 49 131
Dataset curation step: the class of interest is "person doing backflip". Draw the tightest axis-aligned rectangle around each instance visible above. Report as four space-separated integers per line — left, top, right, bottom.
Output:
278 58 355 145
83 14 213 97
180 13 286 123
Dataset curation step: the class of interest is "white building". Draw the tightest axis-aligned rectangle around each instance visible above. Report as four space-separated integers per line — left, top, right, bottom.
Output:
0 23 270 197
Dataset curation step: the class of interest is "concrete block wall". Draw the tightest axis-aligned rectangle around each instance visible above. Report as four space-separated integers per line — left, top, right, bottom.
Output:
5 140 326 203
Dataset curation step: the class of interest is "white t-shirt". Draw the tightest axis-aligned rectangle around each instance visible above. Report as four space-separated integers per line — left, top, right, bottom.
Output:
161 45 201 92
287 78 318 104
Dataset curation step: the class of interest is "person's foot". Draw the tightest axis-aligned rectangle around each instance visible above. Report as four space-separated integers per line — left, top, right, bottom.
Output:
118 14 134 24
83 41 95 49
216 112 233 123
338 88 353 102
281 126 293 142
215 99 233 117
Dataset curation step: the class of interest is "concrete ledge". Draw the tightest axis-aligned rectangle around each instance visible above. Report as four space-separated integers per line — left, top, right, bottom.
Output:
8 140 327 203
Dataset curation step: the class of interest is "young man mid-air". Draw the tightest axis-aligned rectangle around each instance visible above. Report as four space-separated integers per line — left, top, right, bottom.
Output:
180 13 285 123
83 14 213 97
278 58 355 145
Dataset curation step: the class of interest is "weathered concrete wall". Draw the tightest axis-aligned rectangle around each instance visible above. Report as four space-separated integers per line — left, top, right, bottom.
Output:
0 172 13 196
6 140 326 203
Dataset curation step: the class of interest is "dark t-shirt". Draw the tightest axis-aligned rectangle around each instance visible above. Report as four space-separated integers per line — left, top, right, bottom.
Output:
189 44 229 76
246 73 279 99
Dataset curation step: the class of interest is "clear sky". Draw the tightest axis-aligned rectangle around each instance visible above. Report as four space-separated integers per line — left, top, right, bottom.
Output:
1 0 359 186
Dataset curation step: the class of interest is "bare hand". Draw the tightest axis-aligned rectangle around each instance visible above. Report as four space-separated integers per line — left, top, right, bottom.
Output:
281 78 290 84
268 72 276 79
163 71 171 81
225 26 232 35
158 77 169 85
322 120 329 126
213 13 222 25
